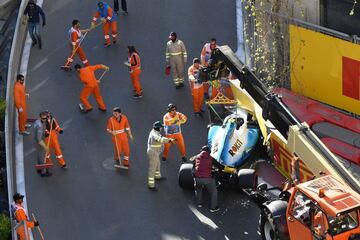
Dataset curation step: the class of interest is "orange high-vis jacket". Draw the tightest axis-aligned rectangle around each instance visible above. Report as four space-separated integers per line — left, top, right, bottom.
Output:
79 65 104 87
107 115 130 135
129 53 141 71
14 203 35 240
13 82 26 110
70 27 82 47
93 6 114 22
163 112 187 135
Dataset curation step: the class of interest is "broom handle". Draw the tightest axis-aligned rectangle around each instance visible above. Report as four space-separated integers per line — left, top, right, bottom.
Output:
32 213 45 240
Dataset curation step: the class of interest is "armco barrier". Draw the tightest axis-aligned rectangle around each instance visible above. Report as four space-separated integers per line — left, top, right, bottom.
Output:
5 0 30 239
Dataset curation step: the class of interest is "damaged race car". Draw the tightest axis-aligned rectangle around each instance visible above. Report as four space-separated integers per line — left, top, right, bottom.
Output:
178 105 266 189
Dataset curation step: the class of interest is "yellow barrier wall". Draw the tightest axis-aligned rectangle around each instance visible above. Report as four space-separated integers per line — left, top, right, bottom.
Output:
289 24 360 115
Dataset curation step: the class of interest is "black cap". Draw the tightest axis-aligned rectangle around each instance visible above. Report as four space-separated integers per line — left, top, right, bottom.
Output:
193 58 200 64
201 145 211 153
74 64 82 70
153 121 163 129
169 32 177 39
113 107 121 113
13 193 24 201
167 103 176 112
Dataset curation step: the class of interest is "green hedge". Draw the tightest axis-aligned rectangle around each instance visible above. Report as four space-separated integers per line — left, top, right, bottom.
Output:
0 213 11 240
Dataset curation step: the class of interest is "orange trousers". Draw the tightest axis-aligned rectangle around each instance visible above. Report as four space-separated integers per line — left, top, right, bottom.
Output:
18 107 27 132
163 133 186 159
112 134 130 166
209 86 219 99
130 69 142 95
66 46 89 67
44 132 66 166
80 85 106 110
224 85 234 99
16 225 31 240
191 86 204 113
103 21 117 44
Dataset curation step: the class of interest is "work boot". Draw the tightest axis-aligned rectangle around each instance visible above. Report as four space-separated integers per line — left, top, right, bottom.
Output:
133 94 143 99
104 43 111 48
38 43 42 49
19 131 30 136
98 107 107 112
161 157 167 162
182 156 187 162
81 108 93 114
155 176 167 181
31 41 37 47
61 164 67 169
40 171 52 177
113 40 117 44
148 186 157 191
194 112 201 118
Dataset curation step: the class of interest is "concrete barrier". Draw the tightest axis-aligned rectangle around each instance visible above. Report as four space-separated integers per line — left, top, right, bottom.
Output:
5 0 30 239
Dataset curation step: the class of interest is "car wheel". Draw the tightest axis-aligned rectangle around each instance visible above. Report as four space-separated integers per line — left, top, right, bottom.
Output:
237 168 256 190
260 210 278 240
178 163 194 189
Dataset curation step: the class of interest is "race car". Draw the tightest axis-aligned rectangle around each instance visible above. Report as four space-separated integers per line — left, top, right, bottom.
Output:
178 105 264 189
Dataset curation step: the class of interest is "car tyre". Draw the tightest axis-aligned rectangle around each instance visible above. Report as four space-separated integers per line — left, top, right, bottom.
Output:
178 163 194 189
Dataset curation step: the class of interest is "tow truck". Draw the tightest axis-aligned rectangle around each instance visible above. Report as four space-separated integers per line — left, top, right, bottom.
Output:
179 45 360 239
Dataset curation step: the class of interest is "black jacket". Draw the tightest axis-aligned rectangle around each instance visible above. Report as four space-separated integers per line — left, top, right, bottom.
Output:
24 4 45 24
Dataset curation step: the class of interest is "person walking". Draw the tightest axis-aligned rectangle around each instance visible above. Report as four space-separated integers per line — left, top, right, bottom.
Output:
33 111 52 177
13 74 31 135
61 19 90 71
162 103 187 162
106 107 133 168
147 121 175 191
23 0 45 49
188 58 204 117
11 193 39 240
75 64 109 113
192 145 219 212
124 46 142 98
114 0 128 15
165 32 187 88
92 1 118 47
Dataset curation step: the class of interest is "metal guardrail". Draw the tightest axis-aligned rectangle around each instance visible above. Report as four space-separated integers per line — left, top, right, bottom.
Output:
5 0 29 239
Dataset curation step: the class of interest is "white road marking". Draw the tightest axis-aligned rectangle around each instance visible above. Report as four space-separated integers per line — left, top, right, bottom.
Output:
24 148 36 157
188 205 219 230
28 77 49 93
61 118 73 130
32 57 48 71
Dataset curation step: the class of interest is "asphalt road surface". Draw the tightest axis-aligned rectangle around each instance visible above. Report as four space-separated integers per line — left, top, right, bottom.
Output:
23 0 261 239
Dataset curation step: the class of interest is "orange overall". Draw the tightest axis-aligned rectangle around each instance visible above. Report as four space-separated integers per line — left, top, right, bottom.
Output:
65 27 89 67
162 111 187 159
14 203 35 240
13 82 27 133
93 5 117 45
188 64 204 113
128 52 142 95
107 115 131 166
44 118 66 167
78 65 107 111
